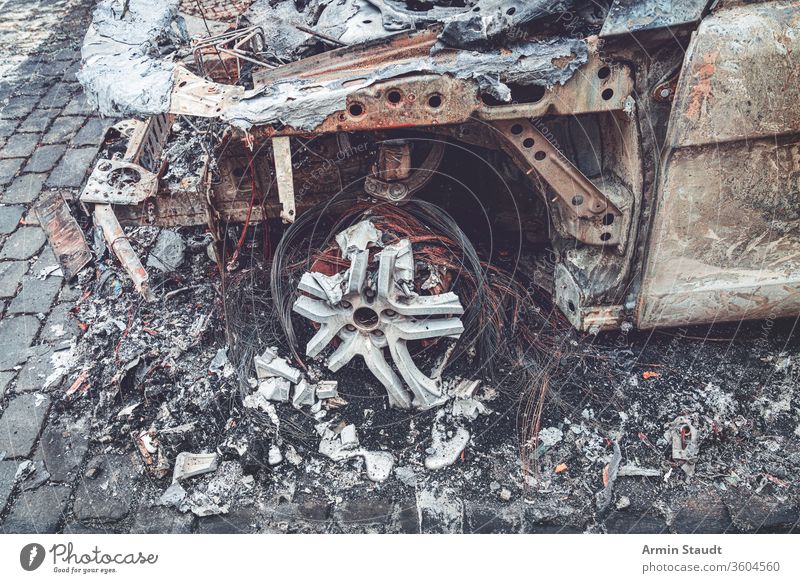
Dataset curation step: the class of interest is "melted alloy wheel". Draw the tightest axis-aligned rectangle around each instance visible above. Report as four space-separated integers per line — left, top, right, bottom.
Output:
292 220 464 409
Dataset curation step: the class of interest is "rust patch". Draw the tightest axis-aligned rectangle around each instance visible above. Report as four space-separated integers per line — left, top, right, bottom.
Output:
686 50 718 120
551 52 577 69
33 191 92 280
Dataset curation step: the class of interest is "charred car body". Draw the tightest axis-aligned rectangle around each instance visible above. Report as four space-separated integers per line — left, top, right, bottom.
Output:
39 0 800 406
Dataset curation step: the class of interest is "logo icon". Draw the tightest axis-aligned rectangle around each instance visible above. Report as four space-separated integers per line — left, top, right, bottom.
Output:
20 543 46 571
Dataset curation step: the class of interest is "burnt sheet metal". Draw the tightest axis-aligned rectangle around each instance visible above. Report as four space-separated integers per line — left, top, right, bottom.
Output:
33 192 93 280
637 1 800 328
599 0 708 37
77 0 589 128
77 0 186 117
353 0 576 49
244 0 577 57
224 37 588 130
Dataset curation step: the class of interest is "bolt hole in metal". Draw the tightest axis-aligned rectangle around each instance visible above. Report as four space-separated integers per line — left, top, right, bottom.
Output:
600 232 612 242
603 213 615 226
597 66 611 79
522 137 535 148
348 102 364 116
427 93 443 108
353 306 380 330
387 89 402 105
534 150 546 161
507 6 516 15
510 123 524 135
108 167 141 186
567 300 576 312
571 194 584 206
601 88 614 100
98 162 112 172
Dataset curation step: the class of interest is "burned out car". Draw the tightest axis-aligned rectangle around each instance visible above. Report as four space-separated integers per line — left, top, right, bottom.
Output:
38 0 800 410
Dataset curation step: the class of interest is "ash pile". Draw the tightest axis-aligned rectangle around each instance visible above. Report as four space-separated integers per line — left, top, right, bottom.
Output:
27 185 800 532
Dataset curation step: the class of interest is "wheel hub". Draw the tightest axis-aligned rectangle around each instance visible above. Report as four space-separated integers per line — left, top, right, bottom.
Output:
292 220 465 409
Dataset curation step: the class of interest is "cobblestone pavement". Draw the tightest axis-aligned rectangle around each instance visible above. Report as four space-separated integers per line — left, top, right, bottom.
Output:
1 0 799 534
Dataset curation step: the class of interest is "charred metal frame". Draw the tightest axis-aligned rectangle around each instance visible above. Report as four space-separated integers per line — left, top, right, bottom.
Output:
69 0 800 333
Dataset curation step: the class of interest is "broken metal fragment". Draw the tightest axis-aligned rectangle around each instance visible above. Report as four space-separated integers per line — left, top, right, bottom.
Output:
93 204 155 301
272 136 296 223
425 419 470 471
317 422 395 482
33 191 92 280
147 229 185 272
172 452 219 483
257 377 291 403
293 220 464 410
254 347 302 384
315 380 338 400
292 379 316 408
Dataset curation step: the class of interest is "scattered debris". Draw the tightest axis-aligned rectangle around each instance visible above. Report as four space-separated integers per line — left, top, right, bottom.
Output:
315 380 338 400
668 416 702 476
425 411 470 471
317 422 395 482
292 379 316 408
254 347 302 384
172 452 219 483
146 229 185 272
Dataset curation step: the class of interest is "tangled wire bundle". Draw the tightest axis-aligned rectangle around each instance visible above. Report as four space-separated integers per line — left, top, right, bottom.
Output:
224 196 579 468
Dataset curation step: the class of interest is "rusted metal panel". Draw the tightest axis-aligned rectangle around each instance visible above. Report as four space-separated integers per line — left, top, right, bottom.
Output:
668 1 800 147
80 159 159 205
33 191 92 280
272 136 296 223
637 0 800 328
600 0 709 37
492 118 630 249
94 204 155 301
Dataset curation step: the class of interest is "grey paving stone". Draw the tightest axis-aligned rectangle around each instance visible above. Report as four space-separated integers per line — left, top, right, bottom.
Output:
1 172 46 204
17 108 58 133
23 144 65 174
0 315 41 370
15 345 68 392
130 506 194 534
46 147 96 188
725 488 800 533
0 119 18 138
13 79 56 99
0 157 24 185
59 281 83 303
43 303 82 349
72 118 110 146
606 511 669 533
0 95 39 120
30 243 60 274
1 133 39 158
62 93 95 116
0 371 15 399
0 460 17 514
0 485 70 534
464 501 522 533
0 226 46 259
19 457 50 492
74 454 139 523
0 261 27 298
38 83 74 109
8 275 62 314
63 522 115 534
0 393 51 458
43 116 85 144
41 420 89 482
0 205 24 235
196 509 261 534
